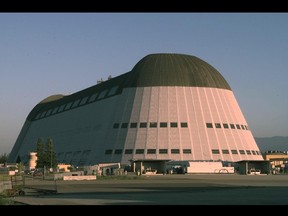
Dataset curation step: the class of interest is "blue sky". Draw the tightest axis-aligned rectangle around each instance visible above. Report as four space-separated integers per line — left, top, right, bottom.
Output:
0 13 287 154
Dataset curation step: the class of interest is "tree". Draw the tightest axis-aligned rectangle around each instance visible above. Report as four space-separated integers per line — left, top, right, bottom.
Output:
36 138 45 169
35 137 58 171
44 138 57 170
0 153 8 164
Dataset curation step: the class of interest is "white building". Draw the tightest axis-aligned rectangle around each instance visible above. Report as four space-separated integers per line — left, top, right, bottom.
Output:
9 53 263 170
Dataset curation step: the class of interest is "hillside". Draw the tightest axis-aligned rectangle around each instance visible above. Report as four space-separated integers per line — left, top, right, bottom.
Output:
255 136 288 152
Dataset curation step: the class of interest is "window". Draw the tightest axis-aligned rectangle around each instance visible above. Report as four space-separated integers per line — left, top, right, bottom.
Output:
105 149 112 155
212 149 220 154
121 123 128 128
241 125 245 130
98 89 108 99
52 107 59 115
45 109 52 116
130 122 137 128
72 99 81 108
159 149 168 154
236 124 241 129
40 111 46 118
171 149 180 154
58 104 66 112
215 123 221 128
170 122 178 128
246 150 251 155
252 150 256 155
239 150 245 155
114 149 122 154
231 150 238 154
107 86 118 96
140 122 147 128
245 125 248 130
136 149 144 154
222 149 229 154
79 96 89 105
88 93 98 103
125 149 133 154
230 124 235 129
181 122 188 128
206 123 213 128
64 102 73 110
223 123 229 129
183 149 191 154
113 123 120 129
150 122 157 128
35 113 41 120
160 122 167 128
147 149 156 154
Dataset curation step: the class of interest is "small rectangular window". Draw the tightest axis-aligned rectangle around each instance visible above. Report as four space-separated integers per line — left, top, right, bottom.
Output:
113 123 120 129
130 122 137 128
121 123 128 128
239 150 245 155
52 107 59 114
45 109 52 116
160 122 167 128
114 149 122 154
223 123 229 129
230 124 235 129
170 122 178 128
171 149 180 154
246 150 251 155
140 122 147 128
125 149 133 154
98 89 108 99
136 149 144 154
181 122 188 128
64 102 73 110
252 150 256 155
147 149 156 154
222 149 229 154
88 93 98 103
183 149 191 154
58 104 66 112
107 86 118 96
215 123 221 128
241 125 245 130
150 122 157 128
40 111 46 118
80 96 89 105
72 99 81 108
236 124 241 129
206 123 213 128
212 149 220 154
105 149 113 155
231 150 238 154
159 149 168 154
245 125 248 130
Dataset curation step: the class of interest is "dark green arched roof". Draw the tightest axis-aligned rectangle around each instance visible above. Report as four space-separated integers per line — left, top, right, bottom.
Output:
126 53 231 89
27 53 231 121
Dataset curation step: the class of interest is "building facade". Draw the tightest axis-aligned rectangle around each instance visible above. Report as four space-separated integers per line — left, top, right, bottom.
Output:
9 53 263 166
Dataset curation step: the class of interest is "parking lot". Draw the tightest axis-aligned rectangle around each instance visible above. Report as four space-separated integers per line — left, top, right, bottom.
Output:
13 174 288 205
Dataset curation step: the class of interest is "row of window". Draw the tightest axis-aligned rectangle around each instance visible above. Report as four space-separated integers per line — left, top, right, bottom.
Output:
212 149 261 155
113 122 188 129
34 86 120 120
105 148 261 155
206 123 249 130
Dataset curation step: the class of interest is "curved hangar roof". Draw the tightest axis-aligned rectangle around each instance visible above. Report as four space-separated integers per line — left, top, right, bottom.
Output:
27 53 231 121
127 53 231 90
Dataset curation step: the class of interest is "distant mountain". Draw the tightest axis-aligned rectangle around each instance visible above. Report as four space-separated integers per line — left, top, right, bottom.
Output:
255 136 288 152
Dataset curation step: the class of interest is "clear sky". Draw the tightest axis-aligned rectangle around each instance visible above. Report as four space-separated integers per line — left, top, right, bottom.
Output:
0 13 287 154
